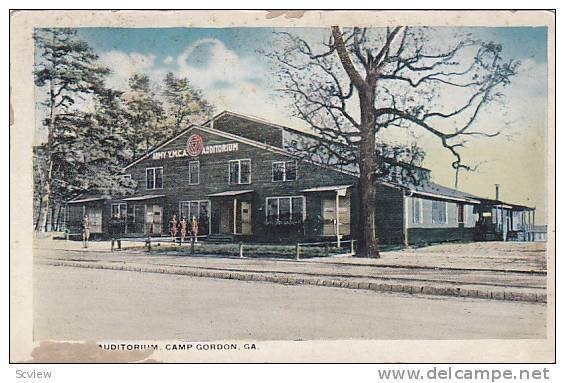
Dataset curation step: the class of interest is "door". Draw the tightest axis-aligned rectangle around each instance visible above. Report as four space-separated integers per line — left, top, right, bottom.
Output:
145 204 163 235
86 207 103 234
239 201 252 234
219 200 231 234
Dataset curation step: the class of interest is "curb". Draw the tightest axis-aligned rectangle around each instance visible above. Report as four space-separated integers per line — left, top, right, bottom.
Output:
47 261 547 304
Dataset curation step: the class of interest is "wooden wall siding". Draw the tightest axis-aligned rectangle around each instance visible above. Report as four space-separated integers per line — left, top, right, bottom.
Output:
405 196 477 229
407 227 475 245
211 114 284 148
127 127 358 240
374 183 405 244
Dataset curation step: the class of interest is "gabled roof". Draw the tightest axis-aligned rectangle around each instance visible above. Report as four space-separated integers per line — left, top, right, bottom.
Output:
207 110 431 173
205 110 324 142
122 124 358 177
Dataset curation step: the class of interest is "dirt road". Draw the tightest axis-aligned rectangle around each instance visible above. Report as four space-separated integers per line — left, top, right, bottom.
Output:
34 264 547 341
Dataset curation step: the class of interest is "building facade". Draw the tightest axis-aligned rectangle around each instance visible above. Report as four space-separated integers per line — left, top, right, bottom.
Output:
66 111 536 245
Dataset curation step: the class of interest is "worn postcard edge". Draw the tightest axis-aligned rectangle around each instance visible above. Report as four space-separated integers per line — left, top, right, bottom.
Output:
9 9 556 363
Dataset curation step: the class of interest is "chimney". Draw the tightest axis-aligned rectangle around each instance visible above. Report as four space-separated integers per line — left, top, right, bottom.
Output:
495 184 500 200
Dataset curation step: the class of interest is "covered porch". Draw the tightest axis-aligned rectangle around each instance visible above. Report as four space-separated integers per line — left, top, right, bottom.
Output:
123 194 166 236
301 184 352 247
207 190 254 237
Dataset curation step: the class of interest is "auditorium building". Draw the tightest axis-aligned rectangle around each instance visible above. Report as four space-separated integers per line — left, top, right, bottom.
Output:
66 111 536 245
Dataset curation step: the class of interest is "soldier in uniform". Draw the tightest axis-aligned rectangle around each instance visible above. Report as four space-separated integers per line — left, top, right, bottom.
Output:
180 216 188 244
169 214 178 241
82 214 90 248
109 213 122 251
191 215 199 243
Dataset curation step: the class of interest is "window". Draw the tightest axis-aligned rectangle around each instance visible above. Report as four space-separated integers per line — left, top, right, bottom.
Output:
111 203 127 219
272 162 285 182
146 167 163 189
412 197 423 224
457 203 465 224
265 196 305 223
188 161 199 185
229 159 251 185
431 200 447 224
179 200 210 235
272 161 297 182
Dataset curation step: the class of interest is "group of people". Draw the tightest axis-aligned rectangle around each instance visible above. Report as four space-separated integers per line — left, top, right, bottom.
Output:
79 212 200 250
169 214 199 244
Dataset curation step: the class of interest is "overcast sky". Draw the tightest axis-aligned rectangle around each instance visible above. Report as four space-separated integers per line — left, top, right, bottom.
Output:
35 27 549 223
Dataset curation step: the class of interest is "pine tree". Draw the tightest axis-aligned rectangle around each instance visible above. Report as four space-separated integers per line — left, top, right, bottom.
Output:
121 73 165 159
161 71 215 135
34 28 133 231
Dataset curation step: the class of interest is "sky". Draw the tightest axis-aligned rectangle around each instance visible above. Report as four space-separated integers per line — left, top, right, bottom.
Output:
36 26 549 224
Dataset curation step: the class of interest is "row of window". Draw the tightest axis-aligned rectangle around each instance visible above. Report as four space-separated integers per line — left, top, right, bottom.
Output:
145 160 298 190
412 198 466 224
112 197 307 224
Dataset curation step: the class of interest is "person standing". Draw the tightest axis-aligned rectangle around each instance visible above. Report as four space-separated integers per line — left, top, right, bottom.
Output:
82 214 90 249
170 214 178 241
180 216 187 244
109 213 122 251
191 215 199 243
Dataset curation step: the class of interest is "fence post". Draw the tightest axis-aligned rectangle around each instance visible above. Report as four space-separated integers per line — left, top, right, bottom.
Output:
145 237 151 252
190 236 195 255
350 239 355 255
239 242 244 258
295 242 300 260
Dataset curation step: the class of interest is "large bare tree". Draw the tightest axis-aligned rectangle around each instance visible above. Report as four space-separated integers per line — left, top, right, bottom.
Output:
269 27 518 257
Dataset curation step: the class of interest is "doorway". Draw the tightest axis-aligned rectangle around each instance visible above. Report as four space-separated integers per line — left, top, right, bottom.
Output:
145 204 162 235
212 199 252 235
237 200 252 235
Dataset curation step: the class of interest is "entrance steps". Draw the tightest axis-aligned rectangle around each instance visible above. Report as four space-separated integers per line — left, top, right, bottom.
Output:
207 234 236 243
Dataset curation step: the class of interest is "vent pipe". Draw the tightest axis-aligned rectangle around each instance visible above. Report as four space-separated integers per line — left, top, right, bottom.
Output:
495 184 500 201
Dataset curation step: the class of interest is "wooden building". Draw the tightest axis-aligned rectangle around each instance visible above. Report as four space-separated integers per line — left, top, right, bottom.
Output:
66 111 536 245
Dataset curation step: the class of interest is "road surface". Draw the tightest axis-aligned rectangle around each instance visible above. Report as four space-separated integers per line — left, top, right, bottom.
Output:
34 264 546 341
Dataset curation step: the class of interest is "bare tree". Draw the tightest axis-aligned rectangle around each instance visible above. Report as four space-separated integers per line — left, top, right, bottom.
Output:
269 26 518 257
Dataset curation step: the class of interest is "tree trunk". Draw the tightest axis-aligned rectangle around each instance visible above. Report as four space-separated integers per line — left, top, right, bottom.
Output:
34 192 44 231
36 75 56 233
355 88 380 258
55 204 63 231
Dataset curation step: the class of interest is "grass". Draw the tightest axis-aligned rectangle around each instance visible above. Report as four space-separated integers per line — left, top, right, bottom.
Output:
124 241 353 259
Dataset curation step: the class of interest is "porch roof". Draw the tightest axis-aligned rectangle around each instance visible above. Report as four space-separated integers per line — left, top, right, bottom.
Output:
67 197 107 204
207 189 254 197
123 194 166 201
301 184 352 193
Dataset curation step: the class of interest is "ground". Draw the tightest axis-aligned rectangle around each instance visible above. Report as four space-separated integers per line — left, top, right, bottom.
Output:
32 238 548 341
34 264 546 341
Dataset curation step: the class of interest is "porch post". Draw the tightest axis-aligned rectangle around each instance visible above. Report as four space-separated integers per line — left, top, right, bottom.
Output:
335 191 340 248
233 198 237 235
403 194 409 247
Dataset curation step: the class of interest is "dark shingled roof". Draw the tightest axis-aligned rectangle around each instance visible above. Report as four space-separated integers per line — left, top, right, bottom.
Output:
398 180 482 204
